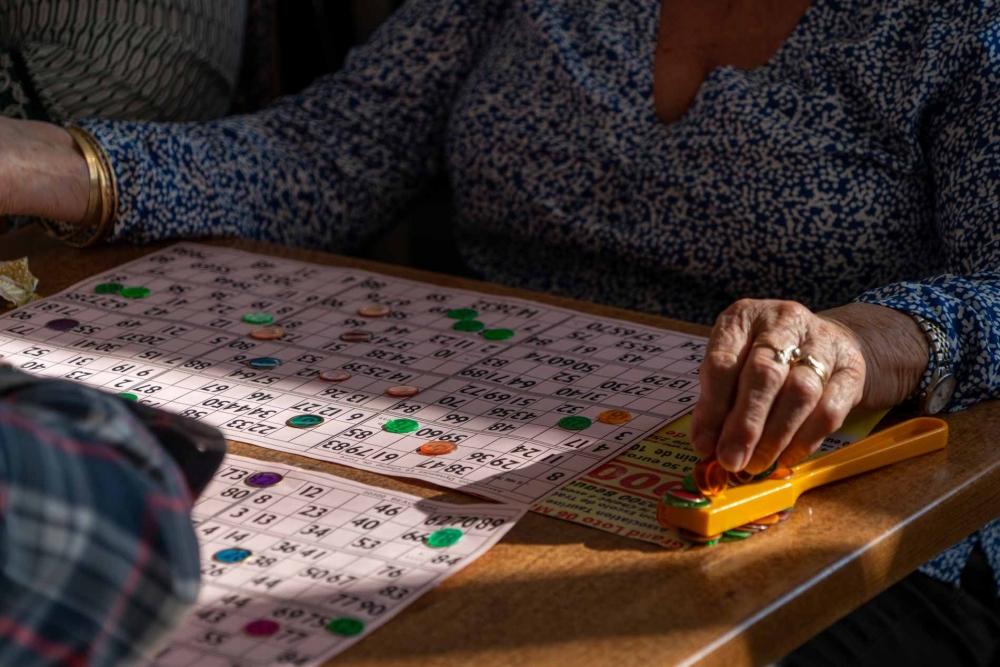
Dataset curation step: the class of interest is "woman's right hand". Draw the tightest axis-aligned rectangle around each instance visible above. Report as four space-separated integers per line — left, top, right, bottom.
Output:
0 117 89 223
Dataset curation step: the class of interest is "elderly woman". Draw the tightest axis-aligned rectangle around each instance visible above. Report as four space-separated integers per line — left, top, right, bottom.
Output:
2 0 999 663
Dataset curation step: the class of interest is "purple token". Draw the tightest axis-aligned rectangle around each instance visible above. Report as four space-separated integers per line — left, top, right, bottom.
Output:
245 472 283 488
45 318 79 332
244 619 280 637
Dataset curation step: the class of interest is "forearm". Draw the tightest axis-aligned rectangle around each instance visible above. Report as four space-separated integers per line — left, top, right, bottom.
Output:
819 302 928 410
0 118 88 222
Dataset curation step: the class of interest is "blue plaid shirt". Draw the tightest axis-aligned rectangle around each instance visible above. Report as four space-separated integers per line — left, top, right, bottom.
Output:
0 367 202 666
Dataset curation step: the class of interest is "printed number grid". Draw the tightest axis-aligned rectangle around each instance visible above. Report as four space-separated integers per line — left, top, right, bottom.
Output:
0 244 706 504
148 455 523 667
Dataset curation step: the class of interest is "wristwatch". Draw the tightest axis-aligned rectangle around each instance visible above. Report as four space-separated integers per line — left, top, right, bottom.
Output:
910 314 957 415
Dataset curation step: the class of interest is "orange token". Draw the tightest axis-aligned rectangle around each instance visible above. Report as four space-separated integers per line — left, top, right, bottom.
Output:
768 465 794 480
418 441 457 456
692 458 729 497
748 512 782 526
597 409 632 425
386 385 419 398
655 501 674 530
249 327 285 341
358 304 391 317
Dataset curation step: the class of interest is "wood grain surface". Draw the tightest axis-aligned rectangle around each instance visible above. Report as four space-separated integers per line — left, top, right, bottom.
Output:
5 227 1000 667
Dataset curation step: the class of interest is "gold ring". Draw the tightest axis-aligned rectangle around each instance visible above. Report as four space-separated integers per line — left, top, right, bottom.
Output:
790 352 829 388
752 341 800 365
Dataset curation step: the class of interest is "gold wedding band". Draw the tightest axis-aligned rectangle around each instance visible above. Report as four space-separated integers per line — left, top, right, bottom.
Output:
752 341 800 365
790 352 830 388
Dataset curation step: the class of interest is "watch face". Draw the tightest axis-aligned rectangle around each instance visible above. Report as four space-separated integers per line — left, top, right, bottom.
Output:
927 375 958 415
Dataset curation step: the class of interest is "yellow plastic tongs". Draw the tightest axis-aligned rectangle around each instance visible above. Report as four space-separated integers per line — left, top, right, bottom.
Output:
660 417 949 537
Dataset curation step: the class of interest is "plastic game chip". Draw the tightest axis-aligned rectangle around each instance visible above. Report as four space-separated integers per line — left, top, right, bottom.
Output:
427 528 463 549
45 318 79 332
245 472 283 488
247 357 282 370
692 458 729 497
340 330 373 343
326 617 365 637
118 392 138 402
597 409 632 425
678 527 721 546
682 474 699 494
358 304 391 318
748 513 782 527
0 257 38 307
452 319 484 333
729 469 756 485
557 416 592 431
386 385 419 398
243 619 280 637
482 328 514 341
661 488 709 509
250 327 285 341
213 548 252 564
287 414 324 428
383 418 420 434
242 312 274 325
768 466 794 480
120 286 151 299
418 441 457 456
446 308 478 320
94 282 123 295
721 528 753 542
319 369 351 382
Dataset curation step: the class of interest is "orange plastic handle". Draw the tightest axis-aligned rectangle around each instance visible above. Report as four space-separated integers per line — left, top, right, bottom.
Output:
660 417 948 537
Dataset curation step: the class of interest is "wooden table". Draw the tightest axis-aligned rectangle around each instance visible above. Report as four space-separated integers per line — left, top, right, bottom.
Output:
5 226 1000 667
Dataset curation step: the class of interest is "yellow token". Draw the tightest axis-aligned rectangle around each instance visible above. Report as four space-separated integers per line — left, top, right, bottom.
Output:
249 327 285 341
597 409 632 425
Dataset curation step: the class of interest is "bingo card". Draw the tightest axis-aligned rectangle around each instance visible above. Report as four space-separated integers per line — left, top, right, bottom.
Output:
0 243 706 504
146 455 525 667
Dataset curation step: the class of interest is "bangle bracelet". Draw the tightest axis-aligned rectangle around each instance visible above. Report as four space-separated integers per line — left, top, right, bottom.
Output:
37 126 119 248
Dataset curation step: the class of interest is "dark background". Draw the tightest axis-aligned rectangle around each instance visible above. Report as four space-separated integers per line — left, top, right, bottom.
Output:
267 0 460 274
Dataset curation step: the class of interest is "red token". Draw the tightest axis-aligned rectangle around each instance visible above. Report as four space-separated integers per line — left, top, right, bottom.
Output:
244 619 280 637
340 330 373 343
319 369 351 382
665 488 707 504
386 385 419 398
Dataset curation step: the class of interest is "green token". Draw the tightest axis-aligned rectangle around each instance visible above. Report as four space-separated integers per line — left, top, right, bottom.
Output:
118 392 138 401
753 462 778 480
482 328 515 341
558 416 592 431
95 282 123 295
426 528 463 549
453 319 484 333
120 287 151 299
722 529 753 542
242 312 274 325
682 474 698 494
662 496 709 509
287 414 324 428
383 418 419 434
326 617 365 637
447 308 479 320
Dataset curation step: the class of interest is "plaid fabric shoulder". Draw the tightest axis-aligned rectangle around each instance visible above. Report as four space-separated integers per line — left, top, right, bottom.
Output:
0 367 201 667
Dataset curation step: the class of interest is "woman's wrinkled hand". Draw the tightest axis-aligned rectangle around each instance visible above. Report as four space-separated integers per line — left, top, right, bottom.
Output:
0 116 89 222
689 299 927 474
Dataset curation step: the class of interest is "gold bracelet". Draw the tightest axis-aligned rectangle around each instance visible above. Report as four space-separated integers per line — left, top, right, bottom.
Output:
37 126 119 248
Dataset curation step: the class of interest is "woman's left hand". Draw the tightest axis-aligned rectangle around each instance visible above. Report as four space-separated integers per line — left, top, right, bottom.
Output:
689 299 927 474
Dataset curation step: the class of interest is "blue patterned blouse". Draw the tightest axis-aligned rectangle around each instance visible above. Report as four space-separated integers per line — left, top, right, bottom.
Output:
79 0 1000 590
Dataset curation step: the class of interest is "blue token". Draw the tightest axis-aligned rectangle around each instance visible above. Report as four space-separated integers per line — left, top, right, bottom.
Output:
247 357 281 370
213 548 252 564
